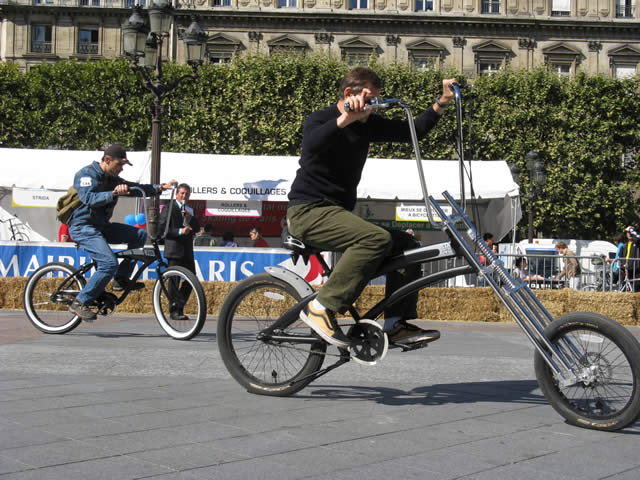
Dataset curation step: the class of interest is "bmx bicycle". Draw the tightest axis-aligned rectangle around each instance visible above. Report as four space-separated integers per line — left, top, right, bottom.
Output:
217 85 640 431
23 185 207 340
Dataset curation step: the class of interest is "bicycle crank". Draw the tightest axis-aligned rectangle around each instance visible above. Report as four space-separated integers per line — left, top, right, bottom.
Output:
347 319 388 366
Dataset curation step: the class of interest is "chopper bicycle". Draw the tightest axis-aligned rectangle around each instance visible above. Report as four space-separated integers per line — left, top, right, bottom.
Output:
23 185 207 340
217 86 640 431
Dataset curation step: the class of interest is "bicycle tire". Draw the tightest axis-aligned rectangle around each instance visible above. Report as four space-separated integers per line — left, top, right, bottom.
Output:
153 266 206 340
217 273 326 396
534 312 640 431
23 262 85 334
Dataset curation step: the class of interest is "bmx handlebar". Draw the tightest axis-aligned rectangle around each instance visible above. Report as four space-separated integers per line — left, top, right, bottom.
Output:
128 183 177 241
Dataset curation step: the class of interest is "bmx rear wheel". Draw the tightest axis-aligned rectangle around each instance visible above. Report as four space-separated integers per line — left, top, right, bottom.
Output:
534 312 640 431
153 266 207 340
23 262 85 334
217 273 326 396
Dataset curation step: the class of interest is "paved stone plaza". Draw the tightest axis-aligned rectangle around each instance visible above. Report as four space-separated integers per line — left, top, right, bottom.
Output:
1 309 639 479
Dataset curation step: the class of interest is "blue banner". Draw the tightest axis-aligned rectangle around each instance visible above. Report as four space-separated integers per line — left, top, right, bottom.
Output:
0 242 296 282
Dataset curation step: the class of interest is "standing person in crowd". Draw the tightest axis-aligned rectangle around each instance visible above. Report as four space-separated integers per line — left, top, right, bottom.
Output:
67 143 175 321
158 183 200 320
58 223 72 242
478 232 495 266
552 241 582 289
194 224 216 247
607 232 626 286
249 227 269 247
624 226 640 292
220 231 238 247
286 66 456 348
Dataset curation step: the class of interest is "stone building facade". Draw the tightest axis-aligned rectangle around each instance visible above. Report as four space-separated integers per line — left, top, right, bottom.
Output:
1 0 639 77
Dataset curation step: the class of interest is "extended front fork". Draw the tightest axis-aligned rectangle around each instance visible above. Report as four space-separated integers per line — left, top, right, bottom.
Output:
432 192 580 386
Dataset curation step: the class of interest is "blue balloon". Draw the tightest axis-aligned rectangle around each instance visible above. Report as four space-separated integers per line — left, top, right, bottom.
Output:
136 213 146 225
125 214 136 226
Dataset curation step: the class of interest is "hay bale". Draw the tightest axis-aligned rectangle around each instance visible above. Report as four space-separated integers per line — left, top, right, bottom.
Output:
3 275 639 326
418 287 501 322
497 289 569 322
354 285 385 317
0 277 27 309
564 290 637 326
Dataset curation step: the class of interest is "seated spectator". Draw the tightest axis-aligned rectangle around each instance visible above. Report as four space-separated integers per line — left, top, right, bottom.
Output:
194 224 216 247
58 223 72 242
220 231 238 247
513 257 545 282
249 227 269 247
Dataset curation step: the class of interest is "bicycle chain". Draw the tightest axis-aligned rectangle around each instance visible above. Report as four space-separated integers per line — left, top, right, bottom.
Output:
265 340 346 359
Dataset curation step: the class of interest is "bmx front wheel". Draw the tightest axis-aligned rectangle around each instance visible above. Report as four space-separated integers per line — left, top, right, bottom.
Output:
534 312 640 431
217 273 326 396
23 262 85 334
153 266 207 340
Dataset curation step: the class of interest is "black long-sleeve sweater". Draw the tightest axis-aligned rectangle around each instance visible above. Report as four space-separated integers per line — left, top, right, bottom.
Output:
288 103 442 211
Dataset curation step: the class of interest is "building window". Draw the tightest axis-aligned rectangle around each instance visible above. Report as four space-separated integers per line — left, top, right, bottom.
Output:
278 0 297 5
78 28 99 55
349 0 368 8
614 64 637 78
212 0 232 4
550 63 571 76
622 152 635 169
125 0 146 6
616 0 635 17
415 0 433 10
478 62 501 75
31 25 52 54
481 0 500 13
551 0 570 15
209 51 232 64
411 55 437 70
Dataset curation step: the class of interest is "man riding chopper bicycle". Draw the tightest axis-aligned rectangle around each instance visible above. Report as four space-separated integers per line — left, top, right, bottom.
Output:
287 67 457 348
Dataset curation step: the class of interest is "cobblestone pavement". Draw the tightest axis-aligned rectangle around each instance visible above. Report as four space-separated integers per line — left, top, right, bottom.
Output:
1 309 640 479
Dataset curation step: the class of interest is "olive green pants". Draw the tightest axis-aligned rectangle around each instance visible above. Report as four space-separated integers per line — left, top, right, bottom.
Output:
287 201 419 317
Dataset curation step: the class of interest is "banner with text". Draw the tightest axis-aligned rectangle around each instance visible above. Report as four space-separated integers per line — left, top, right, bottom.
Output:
0 242 327 285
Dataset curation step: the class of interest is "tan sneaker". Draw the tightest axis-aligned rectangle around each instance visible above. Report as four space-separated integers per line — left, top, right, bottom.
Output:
300 303 350 348
388 322 440 345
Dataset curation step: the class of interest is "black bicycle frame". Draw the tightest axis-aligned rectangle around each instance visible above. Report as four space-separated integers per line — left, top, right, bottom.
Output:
260 88 584 387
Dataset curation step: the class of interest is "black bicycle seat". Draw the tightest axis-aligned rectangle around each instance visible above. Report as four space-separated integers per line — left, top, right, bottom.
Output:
282 235 323 256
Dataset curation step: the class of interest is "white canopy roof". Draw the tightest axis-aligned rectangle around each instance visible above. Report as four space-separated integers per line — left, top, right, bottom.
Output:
0 148 519 202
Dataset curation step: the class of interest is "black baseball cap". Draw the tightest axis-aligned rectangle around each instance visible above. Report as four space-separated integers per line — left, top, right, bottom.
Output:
104 143 132 165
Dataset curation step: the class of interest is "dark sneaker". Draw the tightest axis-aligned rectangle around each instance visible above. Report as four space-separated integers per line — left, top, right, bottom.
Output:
69 299 97 322
170 312 189 321
387 322 440 345
112 277 145 292
299 303 350 348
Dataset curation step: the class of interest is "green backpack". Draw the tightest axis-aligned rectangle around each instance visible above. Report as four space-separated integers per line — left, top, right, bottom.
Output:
56 186 82 224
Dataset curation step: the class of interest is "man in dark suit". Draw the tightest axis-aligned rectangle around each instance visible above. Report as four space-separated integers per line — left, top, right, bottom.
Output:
158 183 200 320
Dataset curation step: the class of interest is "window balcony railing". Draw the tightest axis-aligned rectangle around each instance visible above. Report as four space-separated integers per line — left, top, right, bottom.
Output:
78 43 99 55
31 41 52 53
616 5 635 17
480 1 500 13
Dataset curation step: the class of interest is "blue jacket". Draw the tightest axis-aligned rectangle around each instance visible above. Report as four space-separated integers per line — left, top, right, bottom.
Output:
69 161 159 229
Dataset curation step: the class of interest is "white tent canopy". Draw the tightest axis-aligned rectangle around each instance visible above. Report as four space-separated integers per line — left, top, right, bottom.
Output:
0 148 520 242
1 148 518 202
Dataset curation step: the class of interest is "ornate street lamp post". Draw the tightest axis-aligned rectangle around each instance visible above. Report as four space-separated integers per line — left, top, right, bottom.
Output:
511 150 546 243
123 2 207 239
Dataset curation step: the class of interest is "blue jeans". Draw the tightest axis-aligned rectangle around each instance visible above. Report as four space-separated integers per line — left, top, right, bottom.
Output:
69 223 147 305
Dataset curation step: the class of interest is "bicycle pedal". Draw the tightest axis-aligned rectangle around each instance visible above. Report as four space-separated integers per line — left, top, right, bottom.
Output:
391 338 438 352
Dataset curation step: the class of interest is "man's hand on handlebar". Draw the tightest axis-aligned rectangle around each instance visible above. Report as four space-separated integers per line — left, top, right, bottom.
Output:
112 184 129 197
160 180 178 193
432 78 458 115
